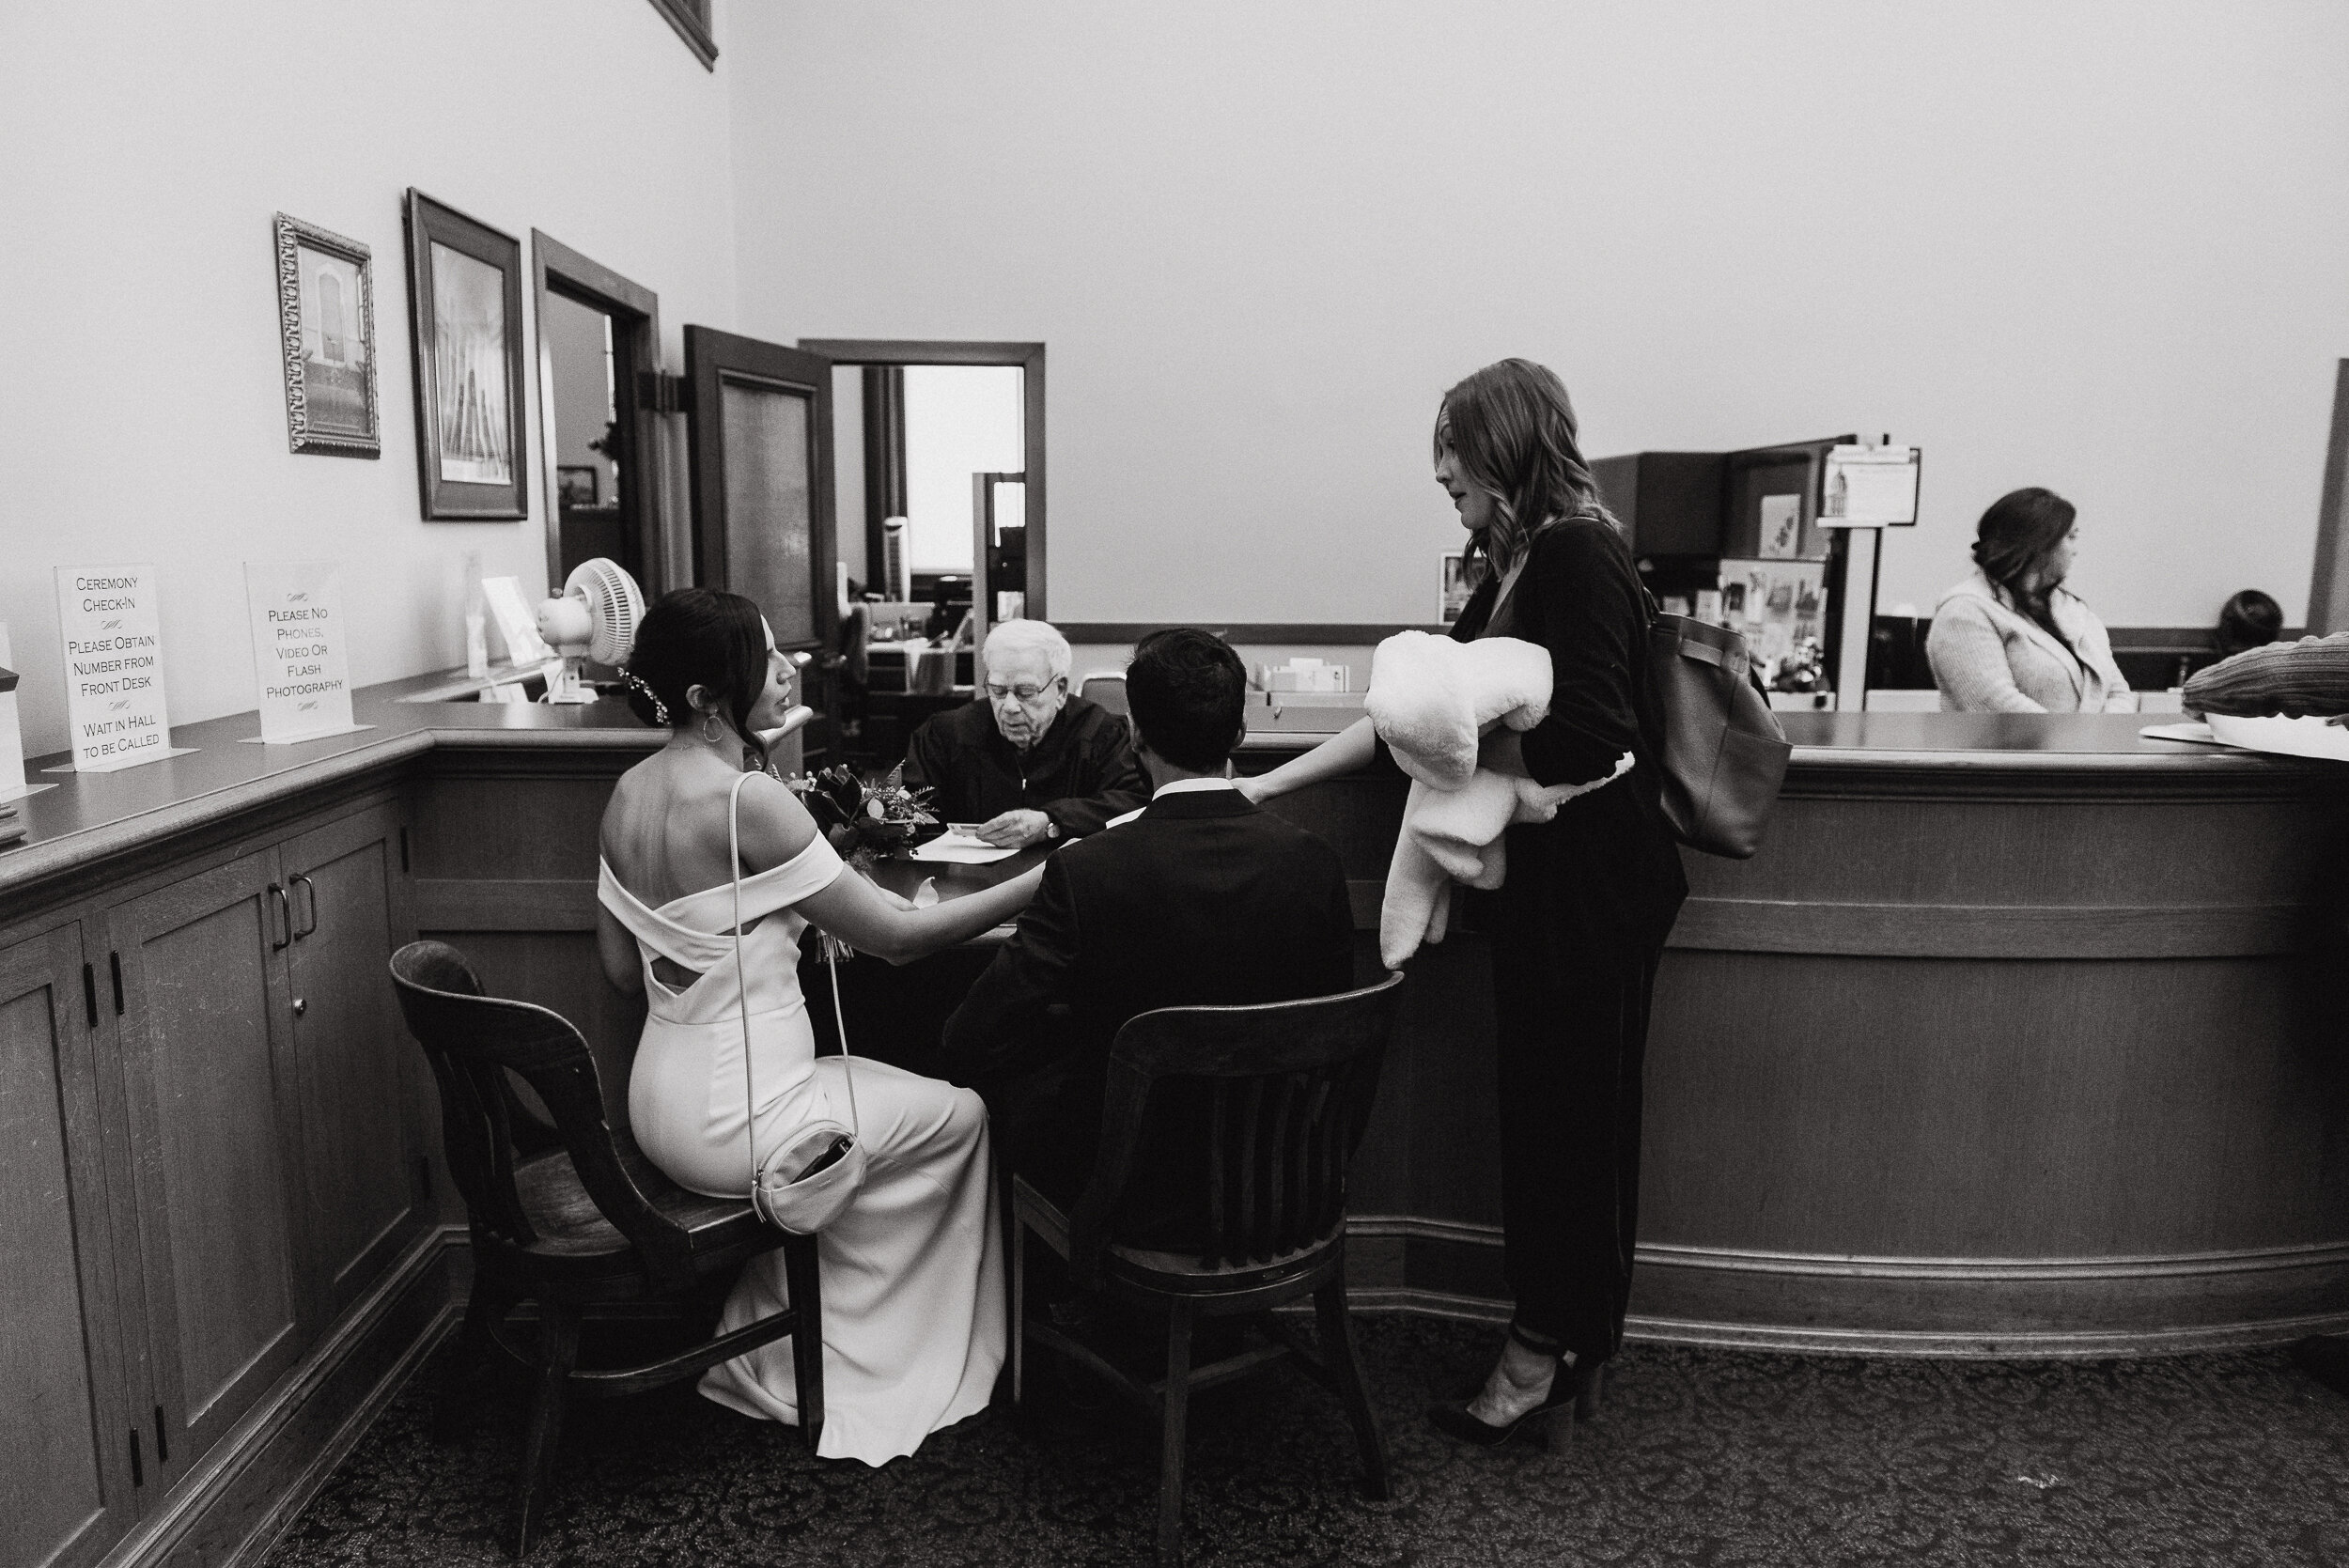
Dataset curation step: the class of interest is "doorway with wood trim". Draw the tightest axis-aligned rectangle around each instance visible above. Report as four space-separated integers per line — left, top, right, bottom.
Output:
799 340 1046 766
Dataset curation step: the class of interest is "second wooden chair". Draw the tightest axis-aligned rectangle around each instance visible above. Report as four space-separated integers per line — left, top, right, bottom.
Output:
1011 970 1406 1568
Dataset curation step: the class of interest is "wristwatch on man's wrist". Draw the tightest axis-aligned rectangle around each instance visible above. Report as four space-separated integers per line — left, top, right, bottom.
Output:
1042 815 1061 841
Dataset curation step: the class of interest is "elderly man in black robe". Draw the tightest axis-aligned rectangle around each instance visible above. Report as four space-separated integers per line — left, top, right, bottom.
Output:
902 618 1147 847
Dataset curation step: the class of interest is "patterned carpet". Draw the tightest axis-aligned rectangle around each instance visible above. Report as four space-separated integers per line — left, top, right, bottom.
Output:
266 1313 2349 1567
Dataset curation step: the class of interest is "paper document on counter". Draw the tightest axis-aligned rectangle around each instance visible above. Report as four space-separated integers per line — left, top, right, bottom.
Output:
910 831 1019 864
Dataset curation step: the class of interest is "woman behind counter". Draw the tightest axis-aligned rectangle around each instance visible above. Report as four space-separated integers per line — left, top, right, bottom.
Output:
1928 487 2132 712
1243 359 1686 1448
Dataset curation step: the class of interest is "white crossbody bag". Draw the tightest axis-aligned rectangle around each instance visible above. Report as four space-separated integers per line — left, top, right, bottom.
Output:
729 771 866 1234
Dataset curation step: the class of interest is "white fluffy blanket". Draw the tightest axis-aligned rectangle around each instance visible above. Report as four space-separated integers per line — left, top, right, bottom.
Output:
1366 631 1632 968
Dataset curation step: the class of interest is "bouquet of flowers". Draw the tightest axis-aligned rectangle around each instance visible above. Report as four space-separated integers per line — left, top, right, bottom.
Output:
790 763 940 858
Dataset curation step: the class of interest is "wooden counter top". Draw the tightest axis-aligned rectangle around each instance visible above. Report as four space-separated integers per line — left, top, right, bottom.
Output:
0 668 660 913
12 685 2340 918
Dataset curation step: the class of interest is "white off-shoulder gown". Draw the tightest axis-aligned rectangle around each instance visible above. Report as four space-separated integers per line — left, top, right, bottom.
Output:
598 836 1003 1466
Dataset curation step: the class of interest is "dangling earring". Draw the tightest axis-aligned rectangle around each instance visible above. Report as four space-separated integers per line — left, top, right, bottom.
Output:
702 711 724 745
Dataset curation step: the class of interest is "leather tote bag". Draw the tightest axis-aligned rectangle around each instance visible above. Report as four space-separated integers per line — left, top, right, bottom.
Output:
729 772 867 1234
1645 612 1792 859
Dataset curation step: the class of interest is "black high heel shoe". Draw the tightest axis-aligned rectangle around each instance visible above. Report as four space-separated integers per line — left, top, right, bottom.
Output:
1427 1358 1604 1450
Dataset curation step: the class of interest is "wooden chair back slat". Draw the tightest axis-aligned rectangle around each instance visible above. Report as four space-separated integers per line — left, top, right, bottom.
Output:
390 940 700 1289
1295 1077 1331 1245
1066 971 1405 1281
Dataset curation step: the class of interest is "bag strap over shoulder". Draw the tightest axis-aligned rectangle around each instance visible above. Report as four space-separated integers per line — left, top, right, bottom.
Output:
731 772 858 1202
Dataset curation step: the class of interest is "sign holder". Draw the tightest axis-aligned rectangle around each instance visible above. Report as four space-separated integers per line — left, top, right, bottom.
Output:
47 566 196 774
239 561 374 745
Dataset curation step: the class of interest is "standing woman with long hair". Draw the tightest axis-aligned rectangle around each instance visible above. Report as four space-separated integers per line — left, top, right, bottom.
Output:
1242 359 1686 1443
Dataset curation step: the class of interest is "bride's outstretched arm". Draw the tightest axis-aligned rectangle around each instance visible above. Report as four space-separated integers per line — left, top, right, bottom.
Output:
727 771 1043 962
1236 715 1377 804
799 863 1043 964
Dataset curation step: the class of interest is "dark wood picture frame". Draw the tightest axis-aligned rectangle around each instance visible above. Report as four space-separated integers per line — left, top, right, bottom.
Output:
403 190 528 520
272 213 380 458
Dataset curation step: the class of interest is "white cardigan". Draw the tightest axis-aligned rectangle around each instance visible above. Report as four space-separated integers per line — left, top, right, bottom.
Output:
1927 570 2131 713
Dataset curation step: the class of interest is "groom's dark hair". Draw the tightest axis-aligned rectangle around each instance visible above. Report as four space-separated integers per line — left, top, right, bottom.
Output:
1126 628 1248 772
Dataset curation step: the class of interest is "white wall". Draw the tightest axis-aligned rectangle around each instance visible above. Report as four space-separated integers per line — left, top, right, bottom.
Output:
903 365 1025 571
0 1 739 756
731 1 2349 632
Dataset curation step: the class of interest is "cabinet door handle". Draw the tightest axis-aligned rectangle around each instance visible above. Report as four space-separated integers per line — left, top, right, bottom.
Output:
109 952 123 1016
269 883 291 951
83 963 98 1029
129 1429 143 1487
290 873 319 939
292 998 306 1017
153 1405 169 1465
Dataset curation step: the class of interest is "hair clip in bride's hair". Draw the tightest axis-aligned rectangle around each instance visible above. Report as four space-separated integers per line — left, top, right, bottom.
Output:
620 669 670 724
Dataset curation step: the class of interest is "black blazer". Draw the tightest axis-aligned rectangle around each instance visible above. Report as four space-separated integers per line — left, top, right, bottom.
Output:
1455 515 1688 959
939 787 1355 1245
902 694 1150 838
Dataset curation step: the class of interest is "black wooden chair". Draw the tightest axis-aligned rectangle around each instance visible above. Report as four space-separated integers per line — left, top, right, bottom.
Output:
389 940 823 1558
1011 970 1406 1568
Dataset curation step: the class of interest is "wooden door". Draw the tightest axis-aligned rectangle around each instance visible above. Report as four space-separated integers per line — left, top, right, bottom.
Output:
681 326 837 659
283 803 426 1317
0 923 141 1568
104 851 303 1490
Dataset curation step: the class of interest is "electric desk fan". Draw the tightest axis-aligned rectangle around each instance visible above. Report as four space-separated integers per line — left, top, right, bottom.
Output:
535 558 644 703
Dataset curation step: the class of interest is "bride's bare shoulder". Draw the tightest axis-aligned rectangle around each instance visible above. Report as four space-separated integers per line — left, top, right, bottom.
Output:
601 753 689 860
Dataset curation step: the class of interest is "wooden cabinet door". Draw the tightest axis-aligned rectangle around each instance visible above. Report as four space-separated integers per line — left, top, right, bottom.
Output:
0 923 141 1568
282 802 426 1317
104 850 303 1492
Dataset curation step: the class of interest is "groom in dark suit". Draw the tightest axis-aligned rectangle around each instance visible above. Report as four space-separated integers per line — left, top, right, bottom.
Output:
938 628 1357 1250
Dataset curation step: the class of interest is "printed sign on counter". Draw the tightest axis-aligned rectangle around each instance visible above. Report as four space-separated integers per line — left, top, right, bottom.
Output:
244 562 369 744
54 565 189 773
1821 445 1921 526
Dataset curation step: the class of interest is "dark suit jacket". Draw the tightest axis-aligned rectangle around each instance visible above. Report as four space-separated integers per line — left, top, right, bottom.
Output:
1453 515 1688 959
902 694 1149 838
938 787 1356 1247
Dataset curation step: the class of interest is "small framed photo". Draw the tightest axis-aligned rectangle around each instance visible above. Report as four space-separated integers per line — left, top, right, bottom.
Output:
273 214 380 458
1439 551 1478 625
403 189 528 520
556 465 599 508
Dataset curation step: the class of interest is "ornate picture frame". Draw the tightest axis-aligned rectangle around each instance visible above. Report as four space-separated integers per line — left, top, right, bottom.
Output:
403 189 529 520
273 213 381 458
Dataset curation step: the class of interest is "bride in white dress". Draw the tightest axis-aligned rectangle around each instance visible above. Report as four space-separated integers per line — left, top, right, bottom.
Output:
594 589 1042 1465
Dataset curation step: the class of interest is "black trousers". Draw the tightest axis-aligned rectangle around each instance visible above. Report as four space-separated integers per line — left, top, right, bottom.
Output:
1486 933 1663 1364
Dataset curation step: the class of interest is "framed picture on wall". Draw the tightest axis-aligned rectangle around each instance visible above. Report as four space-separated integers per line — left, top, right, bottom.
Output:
403 189 528 519
555 465 599 508
1439 551 1478 625
272 213 380 458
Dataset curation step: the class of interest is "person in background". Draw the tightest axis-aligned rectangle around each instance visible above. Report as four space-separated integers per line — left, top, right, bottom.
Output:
2214 589 2283 660
938 627 1354 1248
902 618 1148 847
830 576 871 744
1927 488 2132 712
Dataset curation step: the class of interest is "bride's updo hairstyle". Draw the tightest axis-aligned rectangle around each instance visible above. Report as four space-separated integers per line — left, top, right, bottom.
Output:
1437 358 1619 580
621 586 772 767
